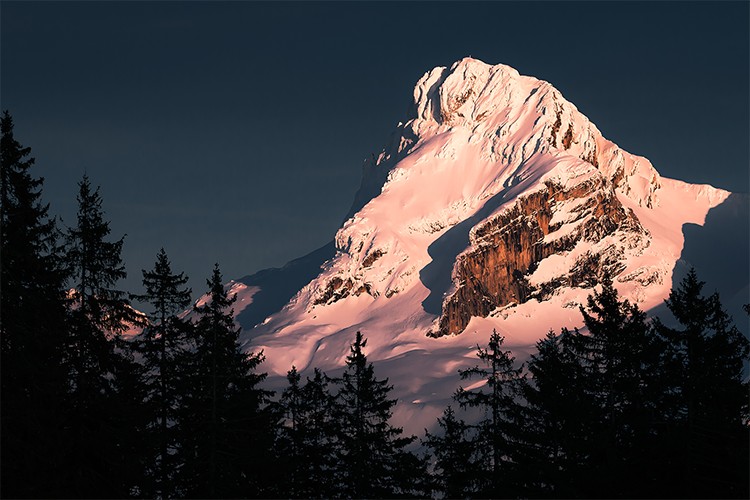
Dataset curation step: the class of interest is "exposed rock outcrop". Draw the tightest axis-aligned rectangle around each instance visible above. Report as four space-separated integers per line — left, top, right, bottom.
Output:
435 174 649 336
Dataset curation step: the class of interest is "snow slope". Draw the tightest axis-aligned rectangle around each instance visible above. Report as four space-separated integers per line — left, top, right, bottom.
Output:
226 58 737 435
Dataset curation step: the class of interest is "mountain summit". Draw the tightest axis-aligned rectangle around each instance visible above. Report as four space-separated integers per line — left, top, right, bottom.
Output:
226 58 737 431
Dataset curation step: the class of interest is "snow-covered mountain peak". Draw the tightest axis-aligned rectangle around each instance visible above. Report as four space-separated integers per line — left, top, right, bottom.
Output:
326 58 667 314
230 58 738 433
409 58 661 207
414 57 523 126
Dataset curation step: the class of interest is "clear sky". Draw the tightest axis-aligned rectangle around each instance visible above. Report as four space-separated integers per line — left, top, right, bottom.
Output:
2 1 748 304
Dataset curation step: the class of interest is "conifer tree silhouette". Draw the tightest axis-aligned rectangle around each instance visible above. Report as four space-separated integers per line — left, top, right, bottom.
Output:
515 328 592 498
655 269 750 499
577 275 660 497
175 264 273 498
334 331 423 498
277 366 339 498
61 174 146 497
0 110 69 497
423 405 479 498
134 248 192 498
453 329 525 497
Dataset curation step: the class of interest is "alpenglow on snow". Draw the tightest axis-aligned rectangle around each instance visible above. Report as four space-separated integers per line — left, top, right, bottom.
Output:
206 58 742 434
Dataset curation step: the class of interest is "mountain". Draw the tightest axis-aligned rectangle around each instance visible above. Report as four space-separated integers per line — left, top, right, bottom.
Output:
224 58 745 434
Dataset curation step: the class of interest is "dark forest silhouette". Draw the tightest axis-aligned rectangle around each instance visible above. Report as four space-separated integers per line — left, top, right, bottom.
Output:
2 111 748 499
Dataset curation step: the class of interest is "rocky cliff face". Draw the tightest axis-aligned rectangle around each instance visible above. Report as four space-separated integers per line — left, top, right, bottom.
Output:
437 175 649 336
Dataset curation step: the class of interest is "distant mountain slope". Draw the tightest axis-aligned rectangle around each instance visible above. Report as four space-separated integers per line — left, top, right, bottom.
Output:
233 242 336 330
666 192 749 333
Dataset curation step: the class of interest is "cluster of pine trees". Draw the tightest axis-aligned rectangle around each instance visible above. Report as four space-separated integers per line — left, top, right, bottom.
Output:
0 111 421 498
0 110 266 497
426 276 749 499
2 110 748 499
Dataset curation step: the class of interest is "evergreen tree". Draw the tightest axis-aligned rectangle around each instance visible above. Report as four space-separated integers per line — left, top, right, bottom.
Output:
276 366 339 498
60 174 145 497
65 174 138 336
299 368 342 497
175 264 274 498
515 329 592 498
0 110 69 497
134 248 192 498
276 366 306 497
576 275 661 498
423 405 479 498
334 331 423 498
107 342 151 497
655 269 750 498
454 329 525 497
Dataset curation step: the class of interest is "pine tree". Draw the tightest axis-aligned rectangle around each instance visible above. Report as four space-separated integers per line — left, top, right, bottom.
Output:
63 175 140 410
423 405 479 498
65 174 137 336
276 366 339 498
107 342 151 497
277 366 306 497
175 264 274 498
334 331 423 498
655 269 750 499
134 248 192 498
60 174 145 497
453 329 525 498
577 275 661 498
515 329 592 498
0 110 69 497
299 368 342 497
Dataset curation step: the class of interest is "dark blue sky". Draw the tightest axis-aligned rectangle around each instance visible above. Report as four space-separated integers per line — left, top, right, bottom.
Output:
2 1 748 303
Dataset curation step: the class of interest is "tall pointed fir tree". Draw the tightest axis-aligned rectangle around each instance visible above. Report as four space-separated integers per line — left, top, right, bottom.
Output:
577 275 662 498
0 111 70 497
334 331 424 498
423 405 479 498
276 366 306 497
515 329 592 498
61 174 146 497
454 329 525 497
134 248 192 498
654 269 749 499
276 366 340 498
174 264 274 498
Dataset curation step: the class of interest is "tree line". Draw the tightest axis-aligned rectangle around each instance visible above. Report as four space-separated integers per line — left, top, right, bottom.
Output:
2 110 748 499
426 275 748 499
